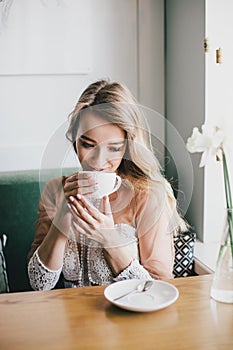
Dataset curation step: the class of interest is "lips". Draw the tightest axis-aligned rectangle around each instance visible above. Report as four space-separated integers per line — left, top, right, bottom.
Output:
85 166 109 172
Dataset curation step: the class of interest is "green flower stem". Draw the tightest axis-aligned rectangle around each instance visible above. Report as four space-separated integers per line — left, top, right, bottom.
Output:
222 151 232 208
227 210 233 259
222 151 233 258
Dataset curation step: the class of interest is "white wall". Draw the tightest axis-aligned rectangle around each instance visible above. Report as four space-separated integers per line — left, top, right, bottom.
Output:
204 0 233 242
0 0 164 172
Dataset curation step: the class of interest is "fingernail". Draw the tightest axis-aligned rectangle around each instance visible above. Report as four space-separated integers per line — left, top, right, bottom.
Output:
77 194 82 200
67 203 71 209
69 196 75 202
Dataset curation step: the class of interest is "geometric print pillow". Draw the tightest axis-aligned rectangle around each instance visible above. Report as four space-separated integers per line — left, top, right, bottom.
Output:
173 232 196 278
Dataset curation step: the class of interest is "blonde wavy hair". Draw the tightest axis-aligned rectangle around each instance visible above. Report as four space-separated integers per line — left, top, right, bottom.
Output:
66 80 187 233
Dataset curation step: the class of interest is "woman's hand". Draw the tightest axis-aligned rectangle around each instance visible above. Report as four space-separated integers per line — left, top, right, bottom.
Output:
68 194 115 246
63 173 99 200
69 194 134 275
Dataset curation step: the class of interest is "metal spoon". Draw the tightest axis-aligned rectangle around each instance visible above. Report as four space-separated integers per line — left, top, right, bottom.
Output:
113 280 153 301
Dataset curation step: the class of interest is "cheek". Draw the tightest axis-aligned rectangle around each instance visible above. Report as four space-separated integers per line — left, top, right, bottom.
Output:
118 147 126 162
77 146 94 166
111 150 125 166
76 144 86 162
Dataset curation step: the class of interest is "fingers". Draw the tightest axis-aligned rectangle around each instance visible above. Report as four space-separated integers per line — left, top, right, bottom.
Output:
63 173 98 199
69 202 104 244
68 194 114 243
63 174 78 199
69 196 98 226
101 196 113 216
75 195 101 220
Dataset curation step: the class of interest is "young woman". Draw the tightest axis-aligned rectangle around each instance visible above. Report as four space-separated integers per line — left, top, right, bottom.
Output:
28 80 186 290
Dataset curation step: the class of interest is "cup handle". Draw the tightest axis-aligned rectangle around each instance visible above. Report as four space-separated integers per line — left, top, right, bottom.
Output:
112 175 122 193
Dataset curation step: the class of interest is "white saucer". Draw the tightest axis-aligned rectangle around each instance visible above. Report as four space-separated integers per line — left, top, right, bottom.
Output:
104 279 179 312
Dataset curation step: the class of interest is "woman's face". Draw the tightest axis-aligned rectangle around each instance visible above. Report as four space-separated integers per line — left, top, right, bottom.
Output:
76 112 126 172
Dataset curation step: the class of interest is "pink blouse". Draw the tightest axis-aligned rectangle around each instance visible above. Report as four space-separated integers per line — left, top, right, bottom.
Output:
28 177 175 290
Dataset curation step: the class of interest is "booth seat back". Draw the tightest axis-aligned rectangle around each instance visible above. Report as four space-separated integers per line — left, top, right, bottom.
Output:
0 168 76 292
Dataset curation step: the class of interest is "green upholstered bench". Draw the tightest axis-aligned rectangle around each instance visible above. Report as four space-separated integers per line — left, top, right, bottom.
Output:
0 168 76 292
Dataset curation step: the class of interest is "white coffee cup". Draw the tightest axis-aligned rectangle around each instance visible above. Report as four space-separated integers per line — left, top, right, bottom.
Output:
80 171 122 198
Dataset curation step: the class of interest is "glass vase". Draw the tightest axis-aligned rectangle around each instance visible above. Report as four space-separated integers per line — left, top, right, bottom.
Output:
210 208 233 303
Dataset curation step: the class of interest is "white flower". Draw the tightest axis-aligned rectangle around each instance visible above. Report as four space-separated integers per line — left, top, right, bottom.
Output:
186 123 233 259
186 124 225 167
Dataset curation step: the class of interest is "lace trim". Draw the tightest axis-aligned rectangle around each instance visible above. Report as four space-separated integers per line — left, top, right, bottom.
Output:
28 248 62 290
114 259 153 282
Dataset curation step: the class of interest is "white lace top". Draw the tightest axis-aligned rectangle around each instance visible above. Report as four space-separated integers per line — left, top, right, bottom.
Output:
28 224 152 290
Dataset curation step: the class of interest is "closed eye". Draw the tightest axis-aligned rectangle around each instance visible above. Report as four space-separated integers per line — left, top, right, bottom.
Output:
79 140 95 149
108 146 124 152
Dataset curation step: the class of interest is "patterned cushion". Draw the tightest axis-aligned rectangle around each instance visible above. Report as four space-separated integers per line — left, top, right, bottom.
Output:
0 234 9 293
173 232 196 278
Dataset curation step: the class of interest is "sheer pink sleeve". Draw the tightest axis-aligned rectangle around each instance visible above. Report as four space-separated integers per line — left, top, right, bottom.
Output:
135 190 175 279
27 177 64 261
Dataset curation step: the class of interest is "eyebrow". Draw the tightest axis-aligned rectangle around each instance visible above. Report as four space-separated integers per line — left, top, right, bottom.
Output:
80 135 125 145
80 135 95 142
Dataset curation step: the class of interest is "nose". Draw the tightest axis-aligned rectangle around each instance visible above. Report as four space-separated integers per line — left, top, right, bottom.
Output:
91 146 108 169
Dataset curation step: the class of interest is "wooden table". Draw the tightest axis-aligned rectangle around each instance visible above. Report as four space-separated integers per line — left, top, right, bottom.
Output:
0 275 232 350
